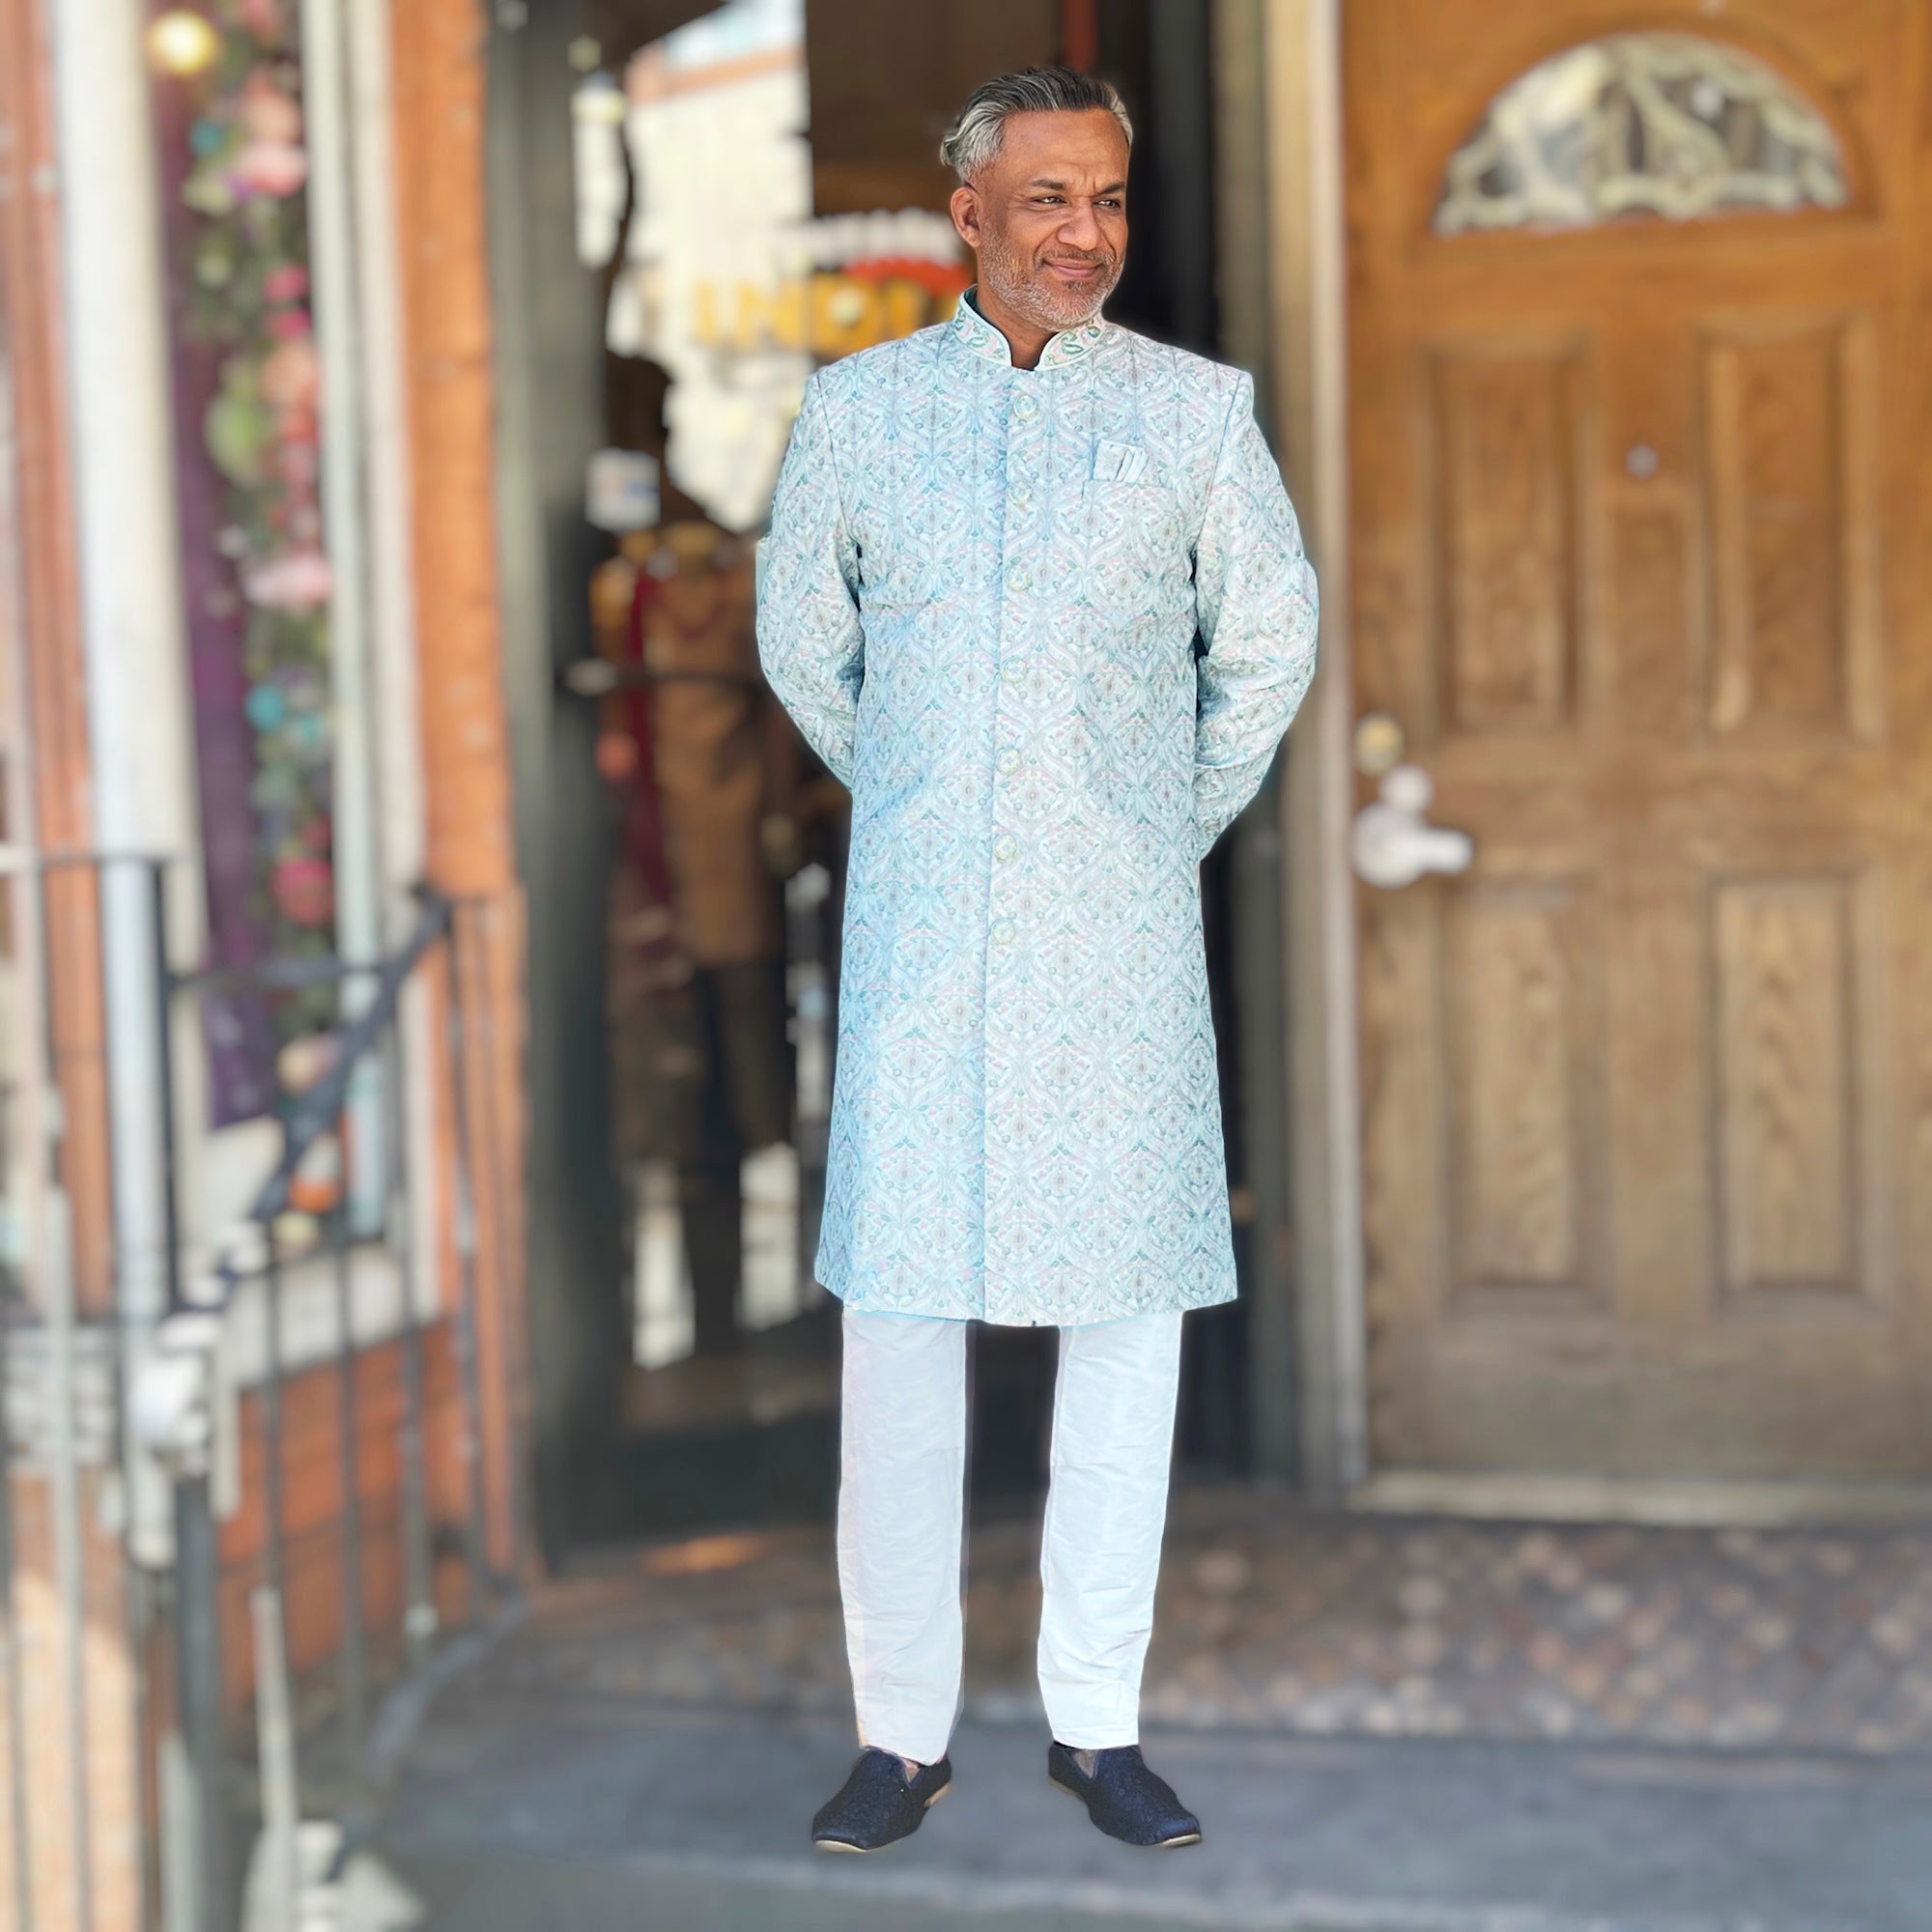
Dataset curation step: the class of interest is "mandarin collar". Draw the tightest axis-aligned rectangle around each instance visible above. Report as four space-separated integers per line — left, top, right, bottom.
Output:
950 286 1109 371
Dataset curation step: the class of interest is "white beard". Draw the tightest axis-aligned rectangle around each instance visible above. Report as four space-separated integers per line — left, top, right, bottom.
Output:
979 236 1122 333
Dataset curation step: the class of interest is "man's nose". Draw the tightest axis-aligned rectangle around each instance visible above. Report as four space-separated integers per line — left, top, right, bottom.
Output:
1056 200 1103 250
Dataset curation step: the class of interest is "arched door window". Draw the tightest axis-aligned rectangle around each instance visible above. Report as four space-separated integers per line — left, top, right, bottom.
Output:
1434 33 1849 235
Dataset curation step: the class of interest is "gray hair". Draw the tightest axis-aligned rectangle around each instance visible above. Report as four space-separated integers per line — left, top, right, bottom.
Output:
939 66 1133 182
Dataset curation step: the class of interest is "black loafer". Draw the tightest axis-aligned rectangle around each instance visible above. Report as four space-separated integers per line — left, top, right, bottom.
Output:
811 1747 952 1853
1048 1741 1201 1848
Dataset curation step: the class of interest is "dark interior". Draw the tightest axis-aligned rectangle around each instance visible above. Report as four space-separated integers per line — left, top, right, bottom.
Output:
489 0 1262 1559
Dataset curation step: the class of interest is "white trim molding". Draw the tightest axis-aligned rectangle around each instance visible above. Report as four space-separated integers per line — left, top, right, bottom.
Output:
49 0 214 1593
343 0 441 1324
1263 0 1366 1499
49 0 207 1329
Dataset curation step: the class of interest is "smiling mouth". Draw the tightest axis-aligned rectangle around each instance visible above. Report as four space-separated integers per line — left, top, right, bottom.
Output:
1042 259 1105 281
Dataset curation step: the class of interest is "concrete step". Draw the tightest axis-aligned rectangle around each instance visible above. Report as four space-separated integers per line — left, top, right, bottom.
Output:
355 1706 1932 1932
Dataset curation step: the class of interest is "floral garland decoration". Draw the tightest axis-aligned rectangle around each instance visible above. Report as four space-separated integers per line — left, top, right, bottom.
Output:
177 0 338 1045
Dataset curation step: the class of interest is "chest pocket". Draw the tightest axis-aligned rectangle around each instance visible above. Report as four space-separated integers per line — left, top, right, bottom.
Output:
1093 438 1150 484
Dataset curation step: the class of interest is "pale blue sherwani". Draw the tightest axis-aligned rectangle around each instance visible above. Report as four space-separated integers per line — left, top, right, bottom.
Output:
757 293 1318 1325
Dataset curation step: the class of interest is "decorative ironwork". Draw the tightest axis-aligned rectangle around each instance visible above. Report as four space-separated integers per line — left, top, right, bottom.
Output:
1435 33 1848 235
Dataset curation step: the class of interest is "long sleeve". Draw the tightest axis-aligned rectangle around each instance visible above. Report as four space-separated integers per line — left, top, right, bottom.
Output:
1190 373 1320 857
756 373 865 788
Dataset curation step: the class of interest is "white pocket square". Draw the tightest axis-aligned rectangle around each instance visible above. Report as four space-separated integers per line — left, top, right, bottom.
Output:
1093 439 1150 484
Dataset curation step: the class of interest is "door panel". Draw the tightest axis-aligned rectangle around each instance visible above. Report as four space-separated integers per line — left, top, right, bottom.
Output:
1711 874 1863 1298
1701 318 1883 742
1347 0 1932 1478
1430 347 1585 737
1443 878 1605 1302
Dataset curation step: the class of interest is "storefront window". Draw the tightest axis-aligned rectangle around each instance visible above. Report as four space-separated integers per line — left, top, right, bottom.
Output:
1434 33 1848 236
582 0 967 533
575 0 968 1376
154 4 337 1124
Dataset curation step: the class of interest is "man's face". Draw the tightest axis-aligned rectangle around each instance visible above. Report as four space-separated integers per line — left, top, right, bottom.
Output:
950 108 1128 334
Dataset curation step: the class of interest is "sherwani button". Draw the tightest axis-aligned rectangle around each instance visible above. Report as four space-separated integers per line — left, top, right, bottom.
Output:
994 835 1018 863
997 749 1020 775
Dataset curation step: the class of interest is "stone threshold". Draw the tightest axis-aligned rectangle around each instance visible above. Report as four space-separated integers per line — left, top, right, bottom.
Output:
1353 1470 1932 1529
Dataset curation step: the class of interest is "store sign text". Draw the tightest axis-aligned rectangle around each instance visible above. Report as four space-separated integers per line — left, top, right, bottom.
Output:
694 271 966 360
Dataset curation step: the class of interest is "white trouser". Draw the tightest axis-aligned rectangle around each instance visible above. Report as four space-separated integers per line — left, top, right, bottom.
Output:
837 1305 1183 1764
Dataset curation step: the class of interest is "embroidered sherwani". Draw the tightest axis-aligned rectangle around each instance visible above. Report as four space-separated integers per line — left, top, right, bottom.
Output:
757 294 1318 1326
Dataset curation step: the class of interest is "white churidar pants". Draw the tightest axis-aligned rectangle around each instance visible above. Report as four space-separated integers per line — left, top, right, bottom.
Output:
837 1305 1183 1765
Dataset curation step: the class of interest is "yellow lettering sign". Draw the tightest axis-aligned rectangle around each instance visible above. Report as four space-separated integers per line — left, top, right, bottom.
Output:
733 280 809 352
690 274 967 359
810 274 882 358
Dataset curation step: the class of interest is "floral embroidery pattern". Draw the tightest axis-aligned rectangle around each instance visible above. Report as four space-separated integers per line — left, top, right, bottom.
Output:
758 302 1318 1324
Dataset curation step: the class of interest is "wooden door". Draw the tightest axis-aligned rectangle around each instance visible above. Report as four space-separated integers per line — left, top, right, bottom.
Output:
1347 2 1932 1478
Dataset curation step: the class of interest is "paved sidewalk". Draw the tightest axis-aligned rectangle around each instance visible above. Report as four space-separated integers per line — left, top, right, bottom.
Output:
360 1701 1932 1931
335 1487 1932 1929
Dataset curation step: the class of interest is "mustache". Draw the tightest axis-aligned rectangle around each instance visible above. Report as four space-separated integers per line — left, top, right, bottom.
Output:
1037 248 1116 270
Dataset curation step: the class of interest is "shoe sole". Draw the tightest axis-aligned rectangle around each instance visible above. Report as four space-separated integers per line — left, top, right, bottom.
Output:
813 1779 950 1854
1048 1771 1202 1849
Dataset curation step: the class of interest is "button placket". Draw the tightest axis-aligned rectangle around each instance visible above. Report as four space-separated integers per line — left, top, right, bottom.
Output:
992 372 1045 968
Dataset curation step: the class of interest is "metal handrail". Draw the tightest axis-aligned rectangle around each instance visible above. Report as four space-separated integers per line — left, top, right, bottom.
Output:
213 890 452 1269
150 884 497 1930
0 849 516 1932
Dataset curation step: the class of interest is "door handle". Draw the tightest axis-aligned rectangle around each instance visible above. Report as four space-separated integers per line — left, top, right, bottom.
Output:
1350 764 1474 890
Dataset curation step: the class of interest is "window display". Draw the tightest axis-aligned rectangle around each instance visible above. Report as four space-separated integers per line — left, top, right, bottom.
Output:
156 0 337 1122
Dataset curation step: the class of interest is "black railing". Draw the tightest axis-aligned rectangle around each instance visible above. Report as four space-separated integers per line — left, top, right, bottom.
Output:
0 849 523 1931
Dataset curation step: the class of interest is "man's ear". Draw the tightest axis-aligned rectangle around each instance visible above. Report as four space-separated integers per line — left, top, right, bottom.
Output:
949 183 981 252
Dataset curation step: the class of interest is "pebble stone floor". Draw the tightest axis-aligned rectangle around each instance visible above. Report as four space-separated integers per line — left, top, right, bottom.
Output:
485 1487 1932 1758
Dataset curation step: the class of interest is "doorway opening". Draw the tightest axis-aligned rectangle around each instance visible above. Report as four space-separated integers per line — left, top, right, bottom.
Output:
498 0 1267 1556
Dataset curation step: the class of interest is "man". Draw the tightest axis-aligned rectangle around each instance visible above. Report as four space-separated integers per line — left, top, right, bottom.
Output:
757 65 1318 1853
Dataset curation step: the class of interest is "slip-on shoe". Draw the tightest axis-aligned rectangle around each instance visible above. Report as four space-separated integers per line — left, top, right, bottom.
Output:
811 1747 952 1853
1047 1741 1201 1848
